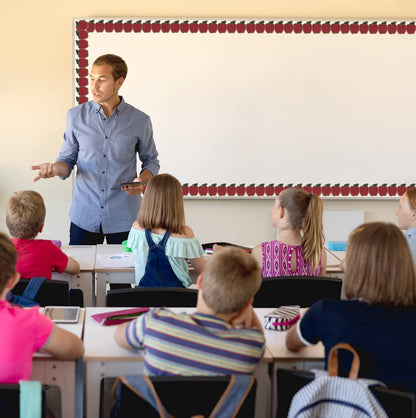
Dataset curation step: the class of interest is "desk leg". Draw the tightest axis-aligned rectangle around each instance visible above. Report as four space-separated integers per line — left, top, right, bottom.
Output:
31 360 77 418
95 272 135 307
254 362 272 418
71 272 94 307
52 271 95 307
85 361 145 418
95 273 107 307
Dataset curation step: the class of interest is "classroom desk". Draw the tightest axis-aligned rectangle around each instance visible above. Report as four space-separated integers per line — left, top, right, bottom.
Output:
52 245 97 307
31 308 85 418
325 248 346 278
256 308 325 417
95 244 135 306
83 307 273 418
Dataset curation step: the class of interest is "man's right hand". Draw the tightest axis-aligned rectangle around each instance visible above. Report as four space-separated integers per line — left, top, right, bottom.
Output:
32 163 56 182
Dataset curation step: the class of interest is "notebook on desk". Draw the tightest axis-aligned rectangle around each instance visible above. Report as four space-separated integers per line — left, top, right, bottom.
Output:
96 252 135 268
202 242 253 254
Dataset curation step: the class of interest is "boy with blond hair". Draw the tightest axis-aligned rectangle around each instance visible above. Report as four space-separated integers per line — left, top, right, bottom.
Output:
115 246 265 375
6 190 79 279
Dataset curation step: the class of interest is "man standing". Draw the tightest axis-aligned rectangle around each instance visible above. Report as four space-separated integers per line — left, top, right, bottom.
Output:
32 54 160 245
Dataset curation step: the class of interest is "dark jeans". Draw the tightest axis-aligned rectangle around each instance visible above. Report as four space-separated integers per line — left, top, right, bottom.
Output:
69 223 129 245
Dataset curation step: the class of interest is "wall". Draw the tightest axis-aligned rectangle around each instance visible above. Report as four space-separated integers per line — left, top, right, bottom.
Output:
1 0 413 246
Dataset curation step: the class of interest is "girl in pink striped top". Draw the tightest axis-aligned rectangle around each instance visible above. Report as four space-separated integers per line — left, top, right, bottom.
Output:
252 188 327 277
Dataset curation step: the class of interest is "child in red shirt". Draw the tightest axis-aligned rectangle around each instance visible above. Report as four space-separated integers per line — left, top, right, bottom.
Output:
6 190 80 279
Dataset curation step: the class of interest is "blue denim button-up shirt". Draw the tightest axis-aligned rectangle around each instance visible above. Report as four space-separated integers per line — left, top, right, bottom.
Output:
57 97 159 234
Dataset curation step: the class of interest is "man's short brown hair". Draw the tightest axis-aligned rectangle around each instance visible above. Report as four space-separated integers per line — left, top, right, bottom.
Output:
201 247 262 314
93 54 128 81
6 190 46 239
0 232 17 293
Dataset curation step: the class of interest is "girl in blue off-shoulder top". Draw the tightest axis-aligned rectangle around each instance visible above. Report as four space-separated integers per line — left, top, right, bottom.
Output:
127 173 206 287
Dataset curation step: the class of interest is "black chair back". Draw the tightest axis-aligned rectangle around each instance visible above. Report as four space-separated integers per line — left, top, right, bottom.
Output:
253 276 343 307
100 376 256 418
106 287 198 307
0 383 61 417
276 368 415 418
13 278 70 306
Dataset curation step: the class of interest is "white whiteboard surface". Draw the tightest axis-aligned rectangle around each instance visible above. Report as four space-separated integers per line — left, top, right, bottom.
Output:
323 210 364 243
74 19 416 197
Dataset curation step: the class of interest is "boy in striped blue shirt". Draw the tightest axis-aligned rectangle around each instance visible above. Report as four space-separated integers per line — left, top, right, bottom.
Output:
114 246 265 376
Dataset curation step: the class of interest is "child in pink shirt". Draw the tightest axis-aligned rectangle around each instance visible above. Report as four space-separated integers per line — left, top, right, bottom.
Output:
6 190 80 279
0 232 84 383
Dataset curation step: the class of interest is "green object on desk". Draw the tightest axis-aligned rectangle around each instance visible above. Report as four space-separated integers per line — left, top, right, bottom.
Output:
122 240 132 252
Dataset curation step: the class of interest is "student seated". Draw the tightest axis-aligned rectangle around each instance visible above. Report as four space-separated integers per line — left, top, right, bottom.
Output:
252 187 327 277
114 247 265 375
127 173 206 288
396 188 416 266
0 232 84 383
6 190 80 279
286 222 416 394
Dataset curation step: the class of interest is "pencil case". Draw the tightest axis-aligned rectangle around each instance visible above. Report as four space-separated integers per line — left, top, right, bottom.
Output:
91 307 150 326
264 306 300 331
328 241 347 251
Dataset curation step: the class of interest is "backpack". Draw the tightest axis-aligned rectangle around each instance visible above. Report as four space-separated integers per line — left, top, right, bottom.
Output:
111 374 255 418
7 277 46 307
288 343 388 418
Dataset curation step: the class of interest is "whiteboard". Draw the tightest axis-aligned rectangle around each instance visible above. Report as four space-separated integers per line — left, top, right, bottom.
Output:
73 19 416 198
323 210 364 243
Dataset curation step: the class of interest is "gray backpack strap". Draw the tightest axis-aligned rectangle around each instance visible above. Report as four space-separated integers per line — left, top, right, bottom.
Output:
209 375 255 418
112 374 254 418
113 375 171 418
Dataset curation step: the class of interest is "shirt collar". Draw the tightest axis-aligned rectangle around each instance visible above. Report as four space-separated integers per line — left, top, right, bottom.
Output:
407 226 416 236
191 312 231 329
93 96 125 115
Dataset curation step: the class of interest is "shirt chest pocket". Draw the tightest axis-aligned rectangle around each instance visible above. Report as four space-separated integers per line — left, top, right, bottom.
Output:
110 136 138 162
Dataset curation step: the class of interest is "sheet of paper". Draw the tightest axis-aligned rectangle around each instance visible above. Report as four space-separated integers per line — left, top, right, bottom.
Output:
97 253 135 268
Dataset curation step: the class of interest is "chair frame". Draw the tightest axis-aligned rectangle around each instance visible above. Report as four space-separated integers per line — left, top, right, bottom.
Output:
100 375 257 418
253 276 343 307
106 286 199 307
0 383 51 417
12 278 70 306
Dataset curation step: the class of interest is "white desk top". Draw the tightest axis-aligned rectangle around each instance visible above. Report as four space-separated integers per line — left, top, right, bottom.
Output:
61 245 97 271
325 248 345 273
95 244 135 273
83 307 320 364
33 308 85 359
255 308 324 361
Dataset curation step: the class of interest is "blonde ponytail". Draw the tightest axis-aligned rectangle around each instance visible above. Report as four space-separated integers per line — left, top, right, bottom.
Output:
302 194 324 271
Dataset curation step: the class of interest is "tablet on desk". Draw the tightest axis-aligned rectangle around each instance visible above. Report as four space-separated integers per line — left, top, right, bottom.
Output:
111 182 142 190
43 306 80 323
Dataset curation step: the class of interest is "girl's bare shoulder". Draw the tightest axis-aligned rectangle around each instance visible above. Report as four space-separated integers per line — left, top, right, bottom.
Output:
171 225 195 239
131 221 144 231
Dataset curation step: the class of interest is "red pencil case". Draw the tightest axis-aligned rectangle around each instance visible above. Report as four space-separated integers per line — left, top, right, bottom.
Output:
91 307 150 326
264 306 300 331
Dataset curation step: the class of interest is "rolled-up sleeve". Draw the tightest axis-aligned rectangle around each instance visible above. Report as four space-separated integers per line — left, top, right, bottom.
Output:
137 117 159 176
56 108 80 178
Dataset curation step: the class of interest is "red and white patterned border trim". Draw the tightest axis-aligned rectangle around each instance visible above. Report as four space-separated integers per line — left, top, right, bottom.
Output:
181 183 415 198
74 19 416 104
